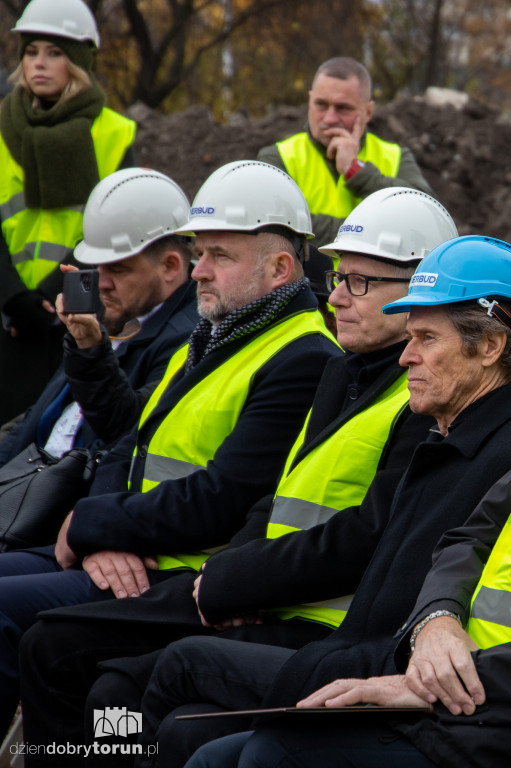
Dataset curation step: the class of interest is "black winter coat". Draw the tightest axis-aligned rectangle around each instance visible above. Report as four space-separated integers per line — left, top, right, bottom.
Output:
262 382 511 707
391 467 511 768
0 280 198 463
66 288 340 562
53 341 430 632
197 345 434 625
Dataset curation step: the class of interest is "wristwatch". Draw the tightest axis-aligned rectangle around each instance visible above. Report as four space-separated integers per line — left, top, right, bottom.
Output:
345 158 366 180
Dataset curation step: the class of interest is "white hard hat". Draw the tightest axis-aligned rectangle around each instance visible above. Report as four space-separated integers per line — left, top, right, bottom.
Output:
75 168 190 265
319 187 458 264
175 161 314 239
12 0 100 48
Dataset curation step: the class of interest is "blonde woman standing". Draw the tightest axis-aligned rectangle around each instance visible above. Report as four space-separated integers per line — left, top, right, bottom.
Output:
0 0 136 424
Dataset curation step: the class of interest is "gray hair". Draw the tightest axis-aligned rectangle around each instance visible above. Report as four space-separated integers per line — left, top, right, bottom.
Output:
252 232 304 280
313 57 372 100
143 235 193 267
446 301 511 378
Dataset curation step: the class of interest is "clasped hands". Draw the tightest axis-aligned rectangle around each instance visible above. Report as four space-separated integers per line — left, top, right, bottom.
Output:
193 568 263 630
55 511 157 598
297 616 486 716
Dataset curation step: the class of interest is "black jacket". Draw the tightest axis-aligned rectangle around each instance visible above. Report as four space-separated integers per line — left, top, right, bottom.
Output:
390 468 511 768
197 343 434 624
66 287 340 561
0 279 198 463
262 382 511 707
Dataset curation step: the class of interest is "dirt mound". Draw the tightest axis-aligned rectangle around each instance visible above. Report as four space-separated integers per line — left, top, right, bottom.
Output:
130 89 511 241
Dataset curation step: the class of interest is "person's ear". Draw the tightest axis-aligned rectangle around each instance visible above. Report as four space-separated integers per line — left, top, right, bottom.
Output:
160 250 183 279
481 331 507 367
269 251 295 287
365 100 375 123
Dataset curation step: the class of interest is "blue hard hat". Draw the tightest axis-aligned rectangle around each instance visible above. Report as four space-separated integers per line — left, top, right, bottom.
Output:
383 235 511 314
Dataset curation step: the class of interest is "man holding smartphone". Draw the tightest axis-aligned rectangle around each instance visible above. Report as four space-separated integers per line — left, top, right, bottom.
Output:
0 167 198 462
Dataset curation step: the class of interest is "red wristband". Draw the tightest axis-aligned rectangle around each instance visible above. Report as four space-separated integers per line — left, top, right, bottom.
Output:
345 158 365 180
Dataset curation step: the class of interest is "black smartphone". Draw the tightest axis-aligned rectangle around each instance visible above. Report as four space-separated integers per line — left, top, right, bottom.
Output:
62 269 102 314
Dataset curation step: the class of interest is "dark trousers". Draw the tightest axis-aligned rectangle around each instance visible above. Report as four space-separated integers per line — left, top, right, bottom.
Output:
183 721 438 768
0 546 98 738
131 637 297 768
19 583 329 767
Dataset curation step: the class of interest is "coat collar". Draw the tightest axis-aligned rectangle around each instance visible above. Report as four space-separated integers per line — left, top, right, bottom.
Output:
428 381 511 459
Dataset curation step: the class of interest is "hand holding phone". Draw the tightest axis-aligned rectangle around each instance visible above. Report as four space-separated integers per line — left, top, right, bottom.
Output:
62 269 102 315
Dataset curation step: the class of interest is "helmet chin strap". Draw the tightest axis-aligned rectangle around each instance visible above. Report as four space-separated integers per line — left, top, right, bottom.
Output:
478 297 511 330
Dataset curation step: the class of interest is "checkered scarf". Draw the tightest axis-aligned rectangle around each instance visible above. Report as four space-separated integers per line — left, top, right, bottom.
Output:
185 278 308 372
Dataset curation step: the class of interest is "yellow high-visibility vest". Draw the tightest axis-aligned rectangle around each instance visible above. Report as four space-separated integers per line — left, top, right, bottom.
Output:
276 131 401 219
466 512 511 648
129 309 337 573
265 371 409 628
0 107 136 289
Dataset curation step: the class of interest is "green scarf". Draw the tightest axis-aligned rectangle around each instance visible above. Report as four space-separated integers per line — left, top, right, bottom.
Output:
0 78 105 209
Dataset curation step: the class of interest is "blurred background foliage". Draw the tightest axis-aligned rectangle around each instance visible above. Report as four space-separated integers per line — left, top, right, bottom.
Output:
1 0 510 116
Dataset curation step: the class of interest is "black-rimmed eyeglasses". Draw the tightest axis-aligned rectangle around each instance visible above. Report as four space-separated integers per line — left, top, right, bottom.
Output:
325 271 410 297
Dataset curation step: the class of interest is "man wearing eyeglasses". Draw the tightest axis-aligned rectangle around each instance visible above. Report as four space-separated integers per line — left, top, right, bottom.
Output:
18 187 462 767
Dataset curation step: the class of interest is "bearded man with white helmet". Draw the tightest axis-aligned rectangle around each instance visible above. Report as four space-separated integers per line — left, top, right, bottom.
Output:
0 167 198 468
13 186 459 766
0 160 338 748
0 165 198 733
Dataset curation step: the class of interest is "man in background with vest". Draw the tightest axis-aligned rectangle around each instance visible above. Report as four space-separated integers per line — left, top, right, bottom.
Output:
258 57 434 246
0 160 338 746
13 187 457 766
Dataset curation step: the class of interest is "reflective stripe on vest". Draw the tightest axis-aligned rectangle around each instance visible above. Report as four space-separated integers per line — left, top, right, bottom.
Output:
276 132 401 220
466 513 511 648
129 310 337 573
0 108 136 289
266 371 410 628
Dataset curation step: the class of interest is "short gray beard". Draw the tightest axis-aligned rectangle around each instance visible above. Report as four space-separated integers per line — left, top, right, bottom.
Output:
197 258 268 324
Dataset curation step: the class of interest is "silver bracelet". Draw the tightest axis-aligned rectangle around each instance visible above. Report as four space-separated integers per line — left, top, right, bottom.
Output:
409 610 461 652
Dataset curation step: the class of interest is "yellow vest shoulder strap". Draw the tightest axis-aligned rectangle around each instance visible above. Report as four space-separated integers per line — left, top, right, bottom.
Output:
276 131 401 219
467 513 511 648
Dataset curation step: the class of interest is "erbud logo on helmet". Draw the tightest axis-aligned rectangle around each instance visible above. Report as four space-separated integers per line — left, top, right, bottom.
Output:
75 168 190 265
337 224 364 235
410 273 438 286
190 207 215 216
175 161 313 261
320 187 458 266
383 235 511 331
